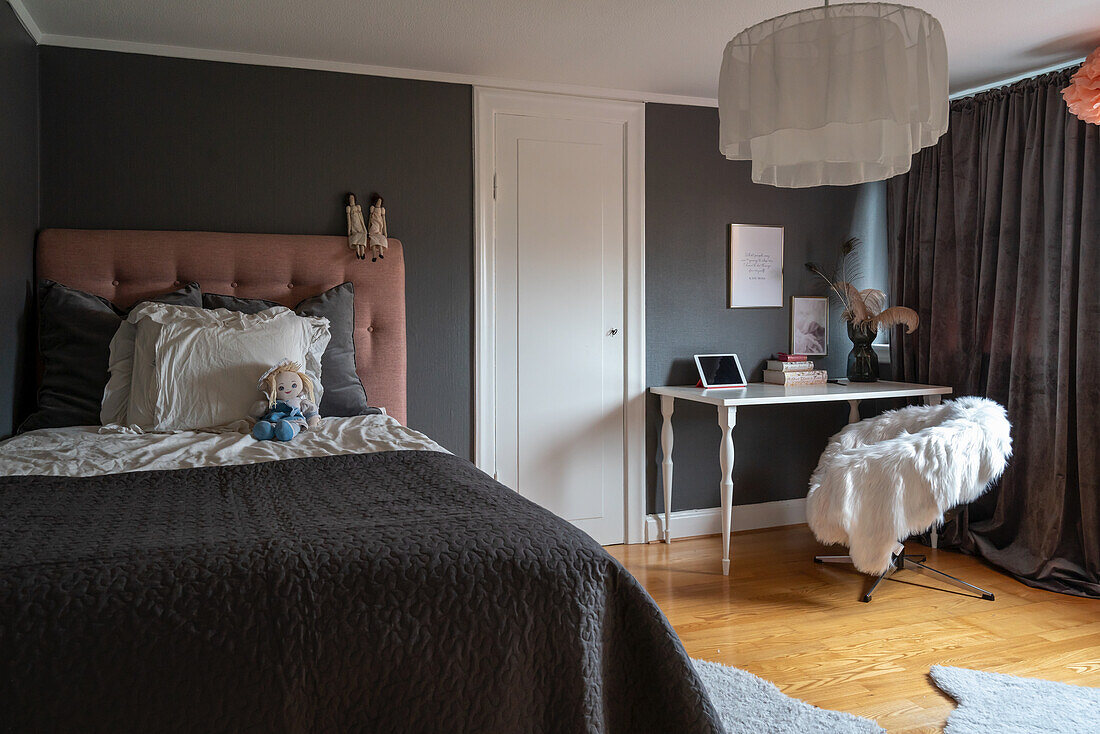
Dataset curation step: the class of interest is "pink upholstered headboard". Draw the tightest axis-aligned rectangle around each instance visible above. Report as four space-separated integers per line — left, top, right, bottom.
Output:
36 229 407 425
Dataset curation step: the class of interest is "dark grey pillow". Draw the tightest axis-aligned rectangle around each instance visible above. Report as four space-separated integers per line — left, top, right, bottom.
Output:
202 282 375 417
19 280 203 433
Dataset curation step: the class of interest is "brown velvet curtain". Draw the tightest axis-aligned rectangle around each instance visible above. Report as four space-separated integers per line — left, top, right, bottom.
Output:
887 67 1099 598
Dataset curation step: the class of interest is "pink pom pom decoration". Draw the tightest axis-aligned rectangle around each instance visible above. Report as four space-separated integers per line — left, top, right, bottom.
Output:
1063 48 1100 125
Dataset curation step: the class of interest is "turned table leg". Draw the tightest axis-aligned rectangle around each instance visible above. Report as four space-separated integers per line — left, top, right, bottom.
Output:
718 405 737 575
659 395 675 543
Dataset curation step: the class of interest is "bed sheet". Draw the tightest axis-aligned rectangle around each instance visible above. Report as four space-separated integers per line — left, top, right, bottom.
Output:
0 414 446 476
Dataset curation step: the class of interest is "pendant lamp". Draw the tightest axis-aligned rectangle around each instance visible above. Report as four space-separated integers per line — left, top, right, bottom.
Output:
719 2 948 188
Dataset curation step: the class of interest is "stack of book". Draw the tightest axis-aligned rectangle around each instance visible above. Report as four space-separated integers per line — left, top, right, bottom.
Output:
763 353 828 386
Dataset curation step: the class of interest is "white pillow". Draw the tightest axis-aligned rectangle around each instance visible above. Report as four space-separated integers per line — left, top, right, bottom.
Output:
104 303 330 432
102 302 197 426
101 321 140 426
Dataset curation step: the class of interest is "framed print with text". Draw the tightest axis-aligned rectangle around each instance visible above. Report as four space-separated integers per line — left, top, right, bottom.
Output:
729 224 783 308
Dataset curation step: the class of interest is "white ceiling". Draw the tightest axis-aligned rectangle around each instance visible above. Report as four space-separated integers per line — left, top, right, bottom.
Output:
15 0 1100 100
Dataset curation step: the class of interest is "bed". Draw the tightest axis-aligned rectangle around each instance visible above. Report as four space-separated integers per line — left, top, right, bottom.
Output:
0 230 722 733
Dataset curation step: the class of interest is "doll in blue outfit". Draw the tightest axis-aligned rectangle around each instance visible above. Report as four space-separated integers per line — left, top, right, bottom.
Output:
250 360 321 441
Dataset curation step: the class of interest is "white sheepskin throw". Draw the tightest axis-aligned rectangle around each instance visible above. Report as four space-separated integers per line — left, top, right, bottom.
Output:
807 397 1012 575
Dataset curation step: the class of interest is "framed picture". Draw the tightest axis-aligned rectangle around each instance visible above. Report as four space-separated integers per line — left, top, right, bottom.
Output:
728 224 783 308
790 296 829 356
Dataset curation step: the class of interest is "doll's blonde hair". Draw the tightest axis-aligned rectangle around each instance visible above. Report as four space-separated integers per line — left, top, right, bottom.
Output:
261 361 315 407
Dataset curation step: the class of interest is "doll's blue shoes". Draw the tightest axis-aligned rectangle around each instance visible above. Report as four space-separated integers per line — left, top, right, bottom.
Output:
252 419 301 442
274 420 300 441
252 421 275 440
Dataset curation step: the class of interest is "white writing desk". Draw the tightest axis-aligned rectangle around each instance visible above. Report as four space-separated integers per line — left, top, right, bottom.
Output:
650 381 952 575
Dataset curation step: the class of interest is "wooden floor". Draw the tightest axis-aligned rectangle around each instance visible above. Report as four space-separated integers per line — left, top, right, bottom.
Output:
607 525 1099 733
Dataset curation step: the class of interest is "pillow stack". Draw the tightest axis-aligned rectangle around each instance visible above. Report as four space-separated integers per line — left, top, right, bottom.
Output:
19 280 203 432
20 280 378 434
102 304 330 432
202 283 373 417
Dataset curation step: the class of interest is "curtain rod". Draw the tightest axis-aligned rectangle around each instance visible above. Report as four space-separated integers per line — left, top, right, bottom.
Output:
950 56 1086 99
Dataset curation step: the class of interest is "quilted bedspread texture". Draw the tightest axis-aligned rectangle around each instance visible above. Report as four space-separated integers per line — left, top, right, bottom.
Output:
0 451 722 733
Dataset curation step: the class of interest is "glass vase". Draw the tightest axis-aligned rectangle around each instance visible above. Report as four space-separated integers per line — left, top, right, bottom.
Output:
846 321 879 382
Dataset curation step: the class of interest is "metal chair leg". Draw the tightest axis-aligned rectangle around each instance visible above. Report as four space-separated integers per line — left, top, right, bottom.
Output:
861 565 895 603
813 548 995 602
902 558 996 600
814 555 854 563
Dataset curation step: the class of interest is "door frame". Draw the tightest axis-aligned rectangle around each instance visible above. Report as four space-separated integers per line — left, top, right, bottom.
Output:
473 87 647 544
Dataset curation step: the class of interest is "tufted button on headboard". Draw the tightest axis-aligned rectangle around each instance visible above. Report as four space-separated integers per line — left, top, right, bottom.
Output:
36 229 407 425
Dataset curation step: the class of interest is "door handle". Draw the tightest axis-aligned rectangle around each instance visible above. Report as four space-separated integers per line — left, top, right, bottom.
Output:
607 328 619 337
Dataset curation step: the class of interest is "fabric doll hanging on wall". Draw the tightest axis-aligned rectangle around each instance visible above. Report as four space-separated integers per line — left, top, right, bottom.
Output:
346 193 368 260
367 195 388 262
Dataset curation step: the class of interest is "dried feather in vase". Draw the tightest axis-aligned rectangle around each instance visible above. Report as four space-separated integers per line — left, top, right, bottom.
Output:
805 237 920 336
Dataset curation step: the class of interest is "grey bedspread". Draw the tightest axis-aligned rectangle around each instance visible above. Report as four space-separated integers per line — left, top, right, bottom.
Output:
0 450 722 733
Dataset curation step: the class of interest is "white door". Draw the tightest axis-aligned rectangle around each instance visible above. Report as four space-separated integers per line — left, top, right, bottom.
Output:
490 110 627 544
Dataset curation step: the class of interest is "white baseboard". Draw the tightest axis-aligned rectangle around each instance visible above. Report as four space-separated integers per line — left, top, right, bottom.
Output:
644 498 806 543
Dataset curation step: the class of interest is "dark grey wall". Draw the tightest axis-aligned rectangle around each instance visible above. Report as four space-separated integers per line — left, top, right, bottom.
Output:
646 104 887 513
0 4 38 438
38 47 473 456
28 45 894 496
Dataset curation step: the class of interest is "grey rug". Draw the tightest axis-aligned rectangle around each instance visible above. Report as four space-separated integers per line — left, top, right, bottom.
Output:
693 659 884 733
931 665 1100 734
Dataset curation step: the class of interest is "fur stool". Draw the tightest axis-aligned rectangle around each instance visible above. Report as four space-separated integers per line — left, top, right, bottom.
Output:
807 396 1011 601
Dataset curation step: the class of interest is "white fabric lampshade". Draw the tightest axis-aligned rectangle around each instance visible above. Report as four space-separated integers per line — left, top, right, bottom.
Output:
719 2 948 188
